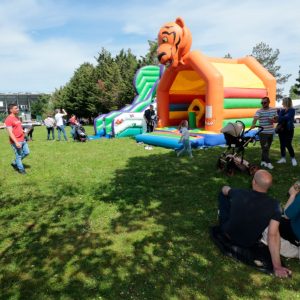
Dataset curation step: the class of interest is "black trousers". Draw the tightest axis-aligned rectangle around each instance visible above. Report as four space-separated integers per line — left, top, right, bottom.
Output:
278 129 295 158
259 133 273 163
146 122 154 133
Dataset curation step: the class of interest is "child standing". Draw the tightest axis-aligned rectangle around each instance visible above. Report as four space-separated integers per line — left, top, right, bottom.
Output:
177 120 193 158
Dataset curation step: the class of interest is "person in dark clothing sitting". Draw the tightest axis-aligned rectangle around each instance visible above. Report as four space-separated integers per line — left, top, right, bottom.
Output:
144 105 156 133
218 169 292 278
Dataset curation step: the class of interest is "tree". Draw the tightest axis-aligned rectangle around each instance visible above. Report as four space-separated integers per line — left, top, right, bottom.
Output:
30 94 51 118
115 49 139 107
139 40 159 66
64 63 102 118
290 65 300 99
224 53 232 59
95 48 125 111
250 42 291 100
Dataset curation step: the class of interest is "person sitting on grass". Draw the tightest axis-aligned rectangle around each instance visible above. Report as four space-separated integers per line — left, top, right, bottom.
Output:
262 180 300 259
176 120 193 158
217 170 291 278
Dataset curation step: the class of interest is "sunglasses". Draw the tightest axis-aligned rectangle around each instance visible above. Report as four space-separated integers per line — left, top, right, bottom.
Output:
261 101 268 104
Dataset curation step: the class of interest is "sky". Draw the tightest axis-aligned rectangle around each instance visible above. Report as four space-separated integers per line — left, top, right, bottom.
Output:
1 0 299 95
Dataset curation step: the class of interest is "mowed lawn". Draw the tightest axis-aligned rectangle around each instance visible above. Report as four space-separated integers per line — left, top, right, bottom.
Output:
0 125 300 300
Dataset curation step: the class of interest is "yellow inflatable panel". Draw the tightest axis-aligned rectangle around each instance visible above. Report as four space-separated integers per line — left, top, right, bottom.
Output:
169 111 188 119
170 70 206 94
212 63 265 89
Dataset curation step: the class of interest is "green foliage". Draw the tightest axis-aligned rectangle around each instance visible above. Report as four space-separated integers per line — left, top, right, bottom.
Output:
0 112 7 122
224 53 232 59
30 94 51 119
139 40 159 66
250 42 291 99
0 126 300 299
289 85 298 100
291 66 300 98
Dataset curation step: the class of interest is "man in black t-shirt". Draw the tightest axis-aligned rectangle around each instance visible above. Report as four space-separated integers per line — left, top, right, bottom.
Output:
219 169 292 278
144 105 156 133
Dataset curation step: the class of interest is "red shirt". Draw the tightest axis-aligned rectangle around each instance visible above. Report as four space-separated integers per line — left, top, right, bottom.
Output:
69 116 77 125
4 114 25 144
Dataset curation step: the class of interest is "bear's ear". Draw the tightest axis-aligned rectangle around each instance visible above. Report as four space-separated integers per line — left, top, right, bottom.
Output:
175 17 185 28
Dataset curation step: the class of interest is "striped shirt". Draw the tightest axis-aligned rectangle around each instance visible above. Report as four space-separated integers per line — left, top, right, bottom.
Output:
254 108 277 134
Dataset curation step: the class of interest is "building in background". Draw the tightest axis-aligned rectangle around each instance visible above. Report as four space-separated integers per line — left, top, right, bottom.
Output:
0 93 45 121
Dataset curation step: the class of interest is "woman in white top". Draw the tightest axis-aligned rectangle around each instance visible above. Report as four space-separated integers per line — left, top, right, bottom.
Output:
54 109 68 141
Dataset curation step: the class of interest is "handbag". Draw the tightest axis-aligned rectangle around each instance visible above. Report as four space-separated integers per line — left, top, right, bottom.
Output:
275 123 284 134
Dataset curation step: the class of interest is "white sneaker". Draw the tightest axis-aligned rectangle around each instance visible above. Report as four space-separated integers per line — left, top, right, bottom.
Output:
277 157 286 164
261 161 267 167
292 158 298 167
266 163 274 170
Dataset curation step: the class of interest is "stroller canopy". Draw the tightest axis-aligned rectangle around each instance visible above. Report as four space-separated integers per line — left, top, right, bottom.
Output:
221 122 244 137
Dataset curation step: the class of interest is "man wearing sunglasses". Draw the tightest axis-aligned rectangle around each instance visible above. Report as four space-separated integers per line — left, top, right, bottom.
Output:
250 97 277 170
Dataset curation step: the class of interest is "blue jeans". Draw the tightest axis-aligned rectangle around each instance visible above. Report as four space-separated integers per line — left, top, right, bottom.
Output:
70 125 76 139
57 125 68 141
177 139 192 157
11 141 30 171
47 127 55 140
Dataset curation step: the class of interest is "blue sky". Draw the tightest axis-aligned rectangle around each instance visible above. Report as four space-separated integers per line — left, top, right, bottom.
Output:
1 0 299 95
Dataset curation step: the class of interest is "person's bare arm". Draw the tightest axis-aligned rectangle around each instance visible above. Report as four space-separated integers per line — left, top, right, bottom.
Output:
249 116 258 129
221 186 231 196
6 127 21 148
268 219 292 278
284 186 298 212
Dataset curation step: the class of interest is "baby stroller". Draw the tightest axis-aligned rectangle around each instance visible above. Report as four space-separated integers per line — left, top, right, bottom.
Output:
74 124 88 142
217 121 263 176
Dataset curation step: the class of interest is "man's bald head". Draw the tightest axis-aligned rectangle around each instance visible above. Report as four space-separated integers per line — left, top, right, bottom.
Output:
253 170 273 192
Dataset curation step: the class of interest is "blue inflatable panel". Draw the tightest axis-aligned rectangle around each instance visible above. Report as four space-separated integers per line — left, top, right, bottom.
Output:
201 133 226 146
88 135 102 140
169 103 189 111
97 129 105 137
135 134 204 149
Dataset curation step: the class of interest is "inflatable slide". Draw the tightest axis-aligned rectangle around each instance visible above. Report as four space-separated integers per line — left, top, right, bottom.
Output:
93 65 163 137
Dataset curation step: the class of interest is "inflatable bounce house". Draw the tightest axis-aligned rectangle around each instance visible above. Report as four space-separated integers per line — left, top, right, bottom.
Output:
136 17 276 148
93 65 163 138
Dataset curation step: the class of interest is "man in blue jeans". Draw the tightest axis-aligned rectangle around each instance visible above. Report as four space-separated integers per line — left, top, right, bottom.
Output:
4 103 30 174
218 170 292 278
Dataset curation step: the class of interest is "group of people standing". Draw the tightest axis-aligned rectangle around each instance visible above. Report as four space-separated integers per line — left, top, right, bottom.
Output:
44 109 72 141
251 96 297 169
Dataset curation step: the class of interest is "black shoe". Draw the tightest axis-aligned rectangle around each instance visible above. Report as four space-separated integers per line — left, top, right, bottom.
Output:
18 169 27 175
11 163 18 171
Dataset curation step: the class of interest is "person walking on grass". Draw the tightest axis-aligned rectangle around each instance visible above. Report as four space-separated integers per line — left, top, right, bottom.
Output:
177 120 193 158
4 103 29 175
250 97 277 170
276 97 297 166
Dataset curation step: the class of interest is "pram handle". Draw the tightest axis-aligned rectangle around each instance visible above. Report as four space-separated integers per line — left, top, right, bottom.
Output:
244 126 263 135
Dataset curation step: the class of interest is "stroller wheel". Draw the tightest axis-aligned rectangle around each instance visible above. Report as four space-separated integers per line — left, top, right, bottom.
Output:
226 167 235 176
248 164 259 176
217 158 226 171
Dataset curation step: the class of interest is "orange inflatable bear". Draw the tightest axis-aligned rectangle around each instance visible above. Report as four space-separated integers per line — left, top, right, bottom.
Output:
157 17 192 68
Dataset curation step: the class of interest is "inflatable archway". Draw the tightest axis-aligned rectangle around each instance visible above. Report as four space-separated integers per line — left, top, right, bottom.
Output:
156 17 276 132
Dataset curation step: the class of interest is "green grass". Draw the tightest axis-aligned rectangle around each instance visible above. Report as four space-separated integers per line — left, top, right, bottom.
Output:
0 126 300 300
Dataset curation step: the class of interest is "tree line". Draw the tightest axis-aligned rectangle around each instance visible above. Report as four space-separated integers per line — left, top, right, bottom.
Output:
32 41 299 120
